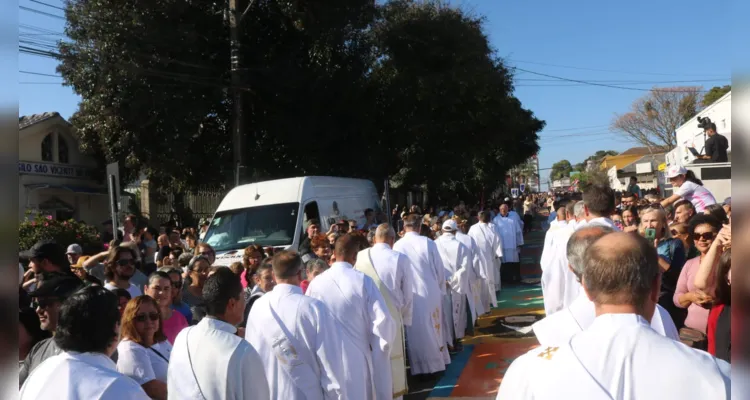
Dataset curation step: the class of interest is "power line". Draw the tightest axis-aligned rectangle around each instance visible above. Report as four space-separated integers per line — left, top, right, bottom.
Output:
20 82 65 84
30 0 66 11
516 78 727 84
20 5 65 20
542 124 610 132
512 67 717 93
21 70 62 78
506 58 723 78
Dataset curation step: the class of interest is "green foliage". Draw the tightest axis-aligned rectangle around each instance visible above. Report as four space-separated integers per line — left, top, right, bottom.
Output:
550 160 573 181
19 213 101 253
701 85 731 108
57 0 542 202
573 150 619 172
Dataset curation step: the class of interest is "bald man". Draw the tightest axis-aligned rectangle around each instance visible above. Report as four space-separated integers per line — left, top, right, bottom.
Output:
533 226 679 347
498 233 730 399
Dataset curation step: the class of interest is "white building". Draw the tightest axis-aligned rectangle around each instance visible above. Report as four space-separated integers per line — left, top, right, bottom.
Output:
19 112 110 223
666 91 731 167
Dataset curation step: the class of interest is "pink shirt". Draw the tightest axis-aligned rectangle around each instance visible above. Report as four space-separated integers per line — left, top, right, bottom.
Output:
673 256 715 333
676 181 716 213
162 309 189 344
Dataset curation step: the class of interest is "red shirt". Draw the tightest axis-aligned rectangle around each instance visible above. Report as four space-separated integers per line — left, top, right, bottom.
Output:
300 280 310 294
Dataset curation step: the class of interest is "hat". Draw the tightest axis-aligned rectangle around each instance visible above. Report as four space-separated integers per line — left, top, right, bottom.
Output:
723 197 731 206
71 255 90 269
20 240 65 263
66 244 83 255
665 165 687 179
28 274 83 299
442 219 458 232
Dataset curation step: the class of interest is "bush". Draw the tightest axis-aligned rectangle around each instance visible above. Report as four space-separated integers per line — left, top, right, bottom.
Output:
19 213 103 254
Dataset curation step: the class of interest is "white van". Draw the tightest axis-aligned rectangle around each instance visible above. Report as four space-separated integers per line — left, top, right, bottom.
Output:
203 176 382 266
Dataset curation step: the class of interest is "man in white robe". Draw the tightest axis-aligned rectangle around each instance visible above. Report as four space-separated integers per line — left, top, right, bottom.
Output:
492 204 524 285
533 226 679 347
246 251 347 400
541 201 578 315
434 220 472 349
498 233 730 399
468 211 503 310
307 234 395 400
393 215 451 375
169 268 270 400
453 216 484 319
574 184 622 232
354 224 413 399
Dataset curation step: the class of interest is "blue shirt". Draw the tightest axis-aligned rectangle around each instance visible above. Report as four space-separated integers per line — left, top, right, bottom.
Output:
172 302 193 325
547 211 557 224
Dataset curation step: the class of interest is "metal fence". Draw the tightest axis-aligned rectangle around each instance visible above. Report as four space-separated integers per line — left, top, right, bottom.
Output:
150 186 227 226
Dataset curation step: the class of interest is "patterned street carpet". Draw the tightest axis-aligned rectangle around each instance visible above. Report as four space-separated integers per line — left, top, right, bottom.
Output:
422 217 547 400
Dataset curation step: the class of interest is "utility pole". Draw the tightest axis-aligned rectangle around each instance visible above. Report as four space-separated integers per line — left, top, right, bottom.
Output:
229 0 245 187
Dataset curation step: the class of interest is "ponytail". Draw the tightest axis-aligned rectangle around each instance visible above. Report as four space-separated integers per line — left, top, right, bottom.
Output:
684 170 703 186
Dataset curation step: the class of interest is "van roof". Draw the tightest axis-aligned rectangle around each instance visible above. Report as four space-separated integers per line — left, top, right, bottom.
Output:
215 176 377 212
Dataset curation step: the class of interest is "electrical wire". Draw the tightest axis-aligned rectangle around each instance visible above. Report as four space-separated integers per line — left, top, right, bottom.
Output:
505 58 724 78
20 5 66 20
30 0 66 12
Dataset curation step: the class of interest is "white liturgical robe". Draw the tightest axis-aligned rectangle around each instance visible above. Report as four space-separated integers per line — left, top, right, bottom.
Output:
435 233 472 341
540 223 577 316
20 352 148 400
539 220 567 271
532 291 680 347
492 214 523 263
365 243 415 326
455 230 484 319
307 262 395 400
393 232 451 375
467 222 503 310
168 317 269 400
508 210 524 232
246 283 346 400
574 216 621 232
499 314 731 400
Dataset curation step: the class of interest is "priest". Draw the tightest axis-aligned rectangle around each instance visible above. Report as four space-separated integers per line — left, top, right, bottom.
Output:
434 220 472 350
541 200 578 316
307 234 395 400
468 211 503 310
452 216 484 319
492 204 524 285
393 215 450 376
354 224 413 399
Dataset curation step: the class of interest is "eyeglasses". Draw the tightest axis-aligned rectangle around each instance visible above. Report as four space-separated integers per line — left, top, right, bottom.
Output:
134 312 160 322
117 259 134 266
32 298 59 309
693 232 716 241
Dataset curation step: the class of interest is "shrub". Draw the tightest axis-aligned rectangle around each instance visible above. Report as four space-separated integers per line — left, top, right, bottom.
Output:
19 213 102 254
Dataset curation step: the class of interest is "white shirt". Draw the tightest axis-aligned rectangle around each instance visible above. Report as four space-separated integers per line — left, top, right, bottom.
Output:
116 340 172 385
574 216 621 232
368 243 415 325
676 181 717 213
20 351 148 400
307 262 395 400
500 314 731 399
104 282 142 298
168 317 269 400
533 291 680 346
246 283 346 400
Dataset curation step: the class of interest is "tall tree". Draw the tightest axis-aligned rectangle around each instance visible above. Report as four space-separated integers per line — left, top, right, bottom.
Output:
550 160 572 181
611 87 701 151
574 150 619 172
701 85 731 108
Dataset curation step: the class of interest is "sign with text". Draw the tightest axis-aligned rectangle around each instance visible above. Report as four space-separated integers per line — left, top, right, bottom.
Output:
18 161 93 180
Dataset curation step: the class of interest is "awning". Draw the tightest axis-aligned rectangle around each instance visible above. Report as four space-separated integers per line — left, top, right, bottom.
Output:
25 183 107 195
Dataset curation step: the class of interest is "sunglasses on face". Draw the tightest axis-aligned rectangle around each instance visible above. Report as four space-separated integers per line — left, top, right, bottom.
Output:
134 312 160 322
32 298 59 309
117 259 134 266
693 232 716 241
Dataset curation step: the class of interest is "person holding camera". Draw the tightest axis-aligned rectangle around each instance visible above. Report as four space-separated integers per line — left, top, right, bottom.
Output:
697 118 729 162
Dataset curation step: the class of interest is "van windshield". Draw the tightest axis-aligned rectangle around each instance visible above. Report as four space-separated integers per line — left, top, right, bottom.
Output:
203 203 299 251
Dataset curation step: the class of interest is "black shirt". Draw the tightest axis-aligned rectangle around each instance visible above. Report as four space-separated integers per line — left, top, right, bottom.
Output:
705 133 729 162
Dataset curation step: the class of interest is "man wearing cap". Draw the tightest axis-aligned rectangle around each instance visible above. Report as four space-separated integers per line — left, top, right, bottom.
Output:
20 241 75 293
66 244 83 267
435 220 473 351
19 273 84 387
698 121 729 163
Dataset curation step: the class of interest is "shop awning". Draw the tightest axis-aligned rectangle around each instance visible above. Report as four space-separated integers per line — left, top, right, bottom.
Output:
25 183 107 195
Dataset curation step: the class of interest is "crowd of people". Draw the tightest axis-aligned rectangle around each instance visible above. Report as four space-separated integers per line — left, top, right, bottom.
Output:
17 170 732 399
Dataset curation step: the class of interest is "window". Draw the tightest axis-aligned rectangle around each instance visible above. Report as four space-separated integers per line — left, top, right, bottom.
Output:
41 134 53 161
203 203 300 251
58 135 69 163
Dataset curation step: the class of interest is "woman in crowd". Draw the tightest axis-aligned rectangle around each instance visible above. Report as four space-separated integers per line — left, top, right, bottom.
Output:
145 271 188 344
661 166 717 213
621 206 639 233
241 245 264 289
193 242 216 265
301 258 329 294
19 307 50 366
117 295 171 400
693 223 731 362
181 255 211 324
704 203 729 225
639 206 687 329
311 233 333 265
669 223 698 259
610 210 624 230
673 214 722 349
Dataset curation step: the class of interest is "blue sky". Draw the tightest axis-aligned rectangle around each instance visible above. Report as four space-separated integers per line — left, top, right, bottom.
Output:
19 0 738 190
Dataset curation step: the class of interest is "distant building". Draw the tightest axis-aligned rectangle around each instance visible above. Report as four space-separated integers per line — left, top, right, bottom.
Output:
666 91 731 167
599 147 666 193
18 112 109 222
